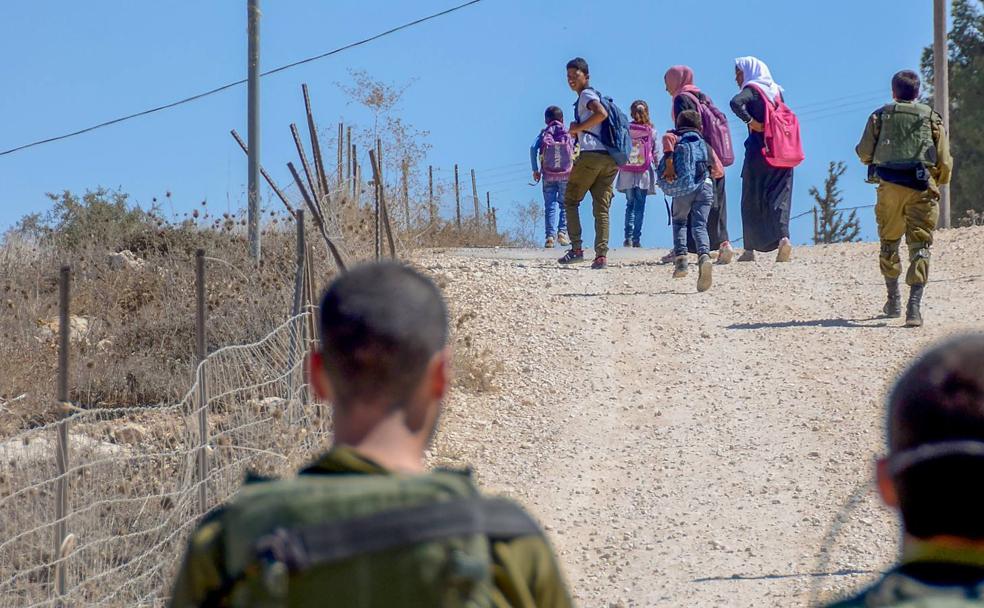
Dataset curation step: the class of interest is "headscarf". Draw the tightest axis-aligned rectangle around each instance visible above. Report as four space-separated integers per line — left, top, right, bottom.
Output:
735 56 783 103
664 65 700 98
664 65 702 120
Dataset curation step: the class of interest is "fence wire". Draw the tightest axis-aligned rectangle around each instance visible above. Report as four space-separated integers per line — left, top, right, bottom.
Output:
0 311 330 607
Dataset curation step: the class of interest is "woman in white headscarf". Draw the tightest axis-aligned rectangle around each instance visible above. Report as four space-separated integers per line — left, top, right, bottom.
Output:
730 56 794 262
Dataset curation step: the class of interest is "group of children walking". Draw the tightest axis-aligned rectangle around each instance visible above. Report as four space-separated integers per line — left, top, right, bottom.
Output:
530 57 759 291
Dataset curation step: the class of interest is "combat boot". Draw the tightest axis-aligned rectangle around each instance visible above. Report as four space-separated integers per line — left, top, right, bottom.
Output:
883 278 902 318
905 285 925 328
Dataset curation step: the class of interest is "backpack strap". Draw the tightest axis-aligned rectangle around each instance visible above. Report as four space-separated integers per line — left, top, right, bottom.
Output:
254 497 542 573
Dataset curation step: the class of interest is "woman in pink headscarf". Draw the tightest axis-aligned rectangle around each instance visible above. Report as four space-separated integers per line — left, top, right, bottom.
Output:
662 65 735 264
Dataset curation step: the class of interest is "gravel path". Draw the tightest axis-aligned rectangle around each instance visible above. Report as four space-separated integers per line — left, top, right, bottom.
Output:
420 226 984 607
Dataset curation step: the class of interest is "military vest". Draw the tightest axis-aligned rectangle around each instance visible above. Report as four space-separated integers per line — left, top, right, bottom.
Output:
212 469 542 607
872 102 938 170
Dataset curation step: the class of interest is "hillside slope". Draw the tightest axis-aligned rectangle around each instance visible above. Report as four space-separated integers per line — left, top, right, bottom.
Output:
424 227 984 607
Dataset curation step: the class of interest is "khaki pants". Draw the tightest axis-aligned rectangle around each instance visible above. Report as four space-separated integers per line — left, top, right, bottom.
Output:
563 151 618 257
875 181 939 286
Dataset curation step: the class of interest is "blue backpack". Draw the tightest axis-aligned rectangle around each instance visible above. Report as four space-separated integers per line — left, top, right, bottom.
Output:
574 87 632 165
657 131 709 198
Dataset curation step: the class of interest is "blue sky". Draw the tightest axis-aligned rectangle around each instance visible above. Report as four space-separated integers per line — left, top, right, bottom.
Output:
0 1 939 249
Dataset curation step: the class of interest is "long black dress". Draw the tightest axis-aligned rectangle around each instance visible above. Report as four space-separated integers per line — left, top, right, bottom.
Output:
729 86 793 252
673 93 730 252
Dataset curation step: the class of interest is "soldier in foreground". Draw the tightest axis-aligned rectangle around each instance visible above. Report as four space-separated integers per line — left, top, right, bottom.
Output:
169 262 572 607
826 333 984 607
856 70 952 327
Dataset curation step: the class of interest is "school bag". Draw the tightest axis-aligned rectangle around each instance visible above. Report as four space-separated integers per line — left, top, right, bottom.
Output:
747 84 805 169
872 102 938 171
679 91 735 167
208 469 543 607
574 87 632 165
620 123 655 173
656 131 709 198
540 120 575 178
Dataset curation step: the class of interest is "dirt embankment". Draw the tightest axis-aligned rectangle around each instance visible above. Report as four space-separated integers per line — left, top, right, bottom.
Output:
424 227 984 607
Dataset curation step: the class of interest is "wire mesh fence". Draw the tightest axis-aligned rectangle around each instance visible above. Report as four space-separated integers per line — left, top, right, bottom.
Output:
0 311 330 607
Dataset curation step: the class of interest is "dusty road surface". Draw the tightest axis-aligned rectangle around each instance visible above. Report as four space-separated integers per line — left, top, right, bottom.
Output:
420 226 984 608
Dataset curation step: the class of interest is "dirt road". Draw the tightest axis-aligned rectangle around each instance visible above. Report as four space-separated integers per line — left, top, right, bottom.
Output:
421 226 984 607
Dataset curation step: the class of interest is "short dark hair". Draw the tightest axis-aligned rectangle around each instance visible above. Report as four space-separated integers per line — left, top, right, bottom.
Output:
566 57 589 75
888 333 984 539
545 106 563 122
318 262 449 406
892 70 921 101
675 109 702 132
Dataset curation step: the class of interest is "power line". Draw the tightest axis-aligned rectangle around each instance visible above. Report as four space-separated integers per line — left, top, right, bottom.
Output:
0 0 483 158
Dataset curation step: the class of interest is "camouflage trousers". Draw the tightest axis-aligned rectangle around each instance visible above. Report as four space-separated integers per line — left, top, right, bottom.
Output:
875 181 939 286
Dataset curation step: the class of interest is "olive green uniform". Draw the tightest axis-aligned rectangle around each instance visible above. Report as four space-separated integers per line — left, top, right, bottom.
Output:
824 542 984 607
856 104 952 286
169 447 573 608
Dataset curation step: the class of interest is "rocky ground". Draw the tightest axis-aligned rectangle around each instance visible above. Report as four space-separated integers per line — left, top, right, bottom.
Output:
421 226 984 607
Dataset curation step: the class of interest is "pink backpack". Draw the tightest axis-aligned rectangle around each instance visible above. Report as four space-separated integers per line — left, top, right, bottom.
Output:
680 91 735 167
620 123 655 173
747 84 804 169
540 121 574 178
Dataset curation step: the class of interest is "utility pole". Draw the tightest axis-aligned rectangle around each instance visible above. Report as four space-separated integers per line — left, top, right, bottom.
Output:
470 169 480 223
247 0 261 262
401 157 411 227
486 191 492 231
454 164 461 229
428 165 435 226
934 0 951 228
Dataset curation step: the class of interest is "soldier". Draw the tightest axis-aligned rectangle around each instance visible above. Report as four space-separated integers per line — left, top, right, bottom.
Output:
856 70 952 327
825 333 984 607
169 262 572 607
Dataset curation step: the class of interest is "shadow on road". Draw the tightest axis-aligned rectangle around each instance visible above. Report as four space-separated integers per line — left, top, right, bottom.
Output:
555 290 681 298
726 317 889 330
691 568 881 583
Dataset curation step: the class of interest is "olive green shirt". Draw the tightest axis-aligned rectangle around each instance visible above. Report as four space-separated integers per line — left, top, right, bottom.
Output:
825 541 984 607
856 102 953 187
168 446 573 608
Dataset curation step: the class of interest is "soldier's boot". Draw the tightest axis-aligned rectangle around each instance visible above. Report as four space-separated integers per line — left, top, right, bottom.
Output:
905 284 925 328
883 278 902 318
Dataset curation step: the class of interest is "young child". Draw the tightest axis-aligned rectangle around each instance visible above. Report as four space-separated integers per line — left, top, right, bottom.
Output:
658 110 716 292
617 100 658 248
530 106 572 248
855 70 952 327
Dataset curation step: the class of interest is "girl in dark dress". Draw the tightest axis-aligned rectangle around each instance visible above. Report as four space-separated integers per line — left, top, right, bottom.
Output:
662 65 735 264
730 56 793 262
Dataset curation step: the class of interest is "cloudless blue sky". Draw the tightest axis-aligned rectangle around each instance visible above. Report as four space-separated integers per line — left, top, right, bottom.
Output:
0 1 940 249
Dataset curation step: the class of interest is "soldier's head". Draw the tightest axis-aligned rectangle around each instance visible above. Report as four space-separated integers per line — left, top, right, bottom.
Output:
310 262 450 456
891 70 921 102
877 334 984 541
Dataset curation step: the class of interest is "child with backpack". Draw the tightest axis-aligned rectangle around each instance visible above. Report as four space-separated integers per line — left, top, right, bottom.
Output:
617 100 658 248
663 65 735 263
530 106 572 248
658 110 715 292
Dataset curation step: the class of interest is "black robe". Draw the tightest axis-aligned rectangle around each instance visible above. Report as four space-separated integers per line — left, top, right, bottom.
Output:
730 86 793 252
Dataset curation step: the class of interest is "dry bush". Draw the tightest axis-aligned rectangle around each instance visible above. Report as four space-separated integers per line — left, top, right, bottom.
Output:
450 309 502 394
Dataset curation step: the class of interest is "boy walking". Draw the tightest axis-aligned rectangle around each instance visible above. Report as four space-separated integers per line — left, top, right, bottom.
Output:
531 106 572 248
856 70 952 327
558 57 619 270
659 110 716 293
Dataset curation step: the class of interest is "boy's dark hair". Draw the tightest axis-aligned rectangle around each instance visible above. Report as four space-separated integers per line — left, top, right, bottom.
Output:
545 106 564 122
888 333 984 539
566 57 589 75
892 70 921 101
675 110 702 132
318 262 449 406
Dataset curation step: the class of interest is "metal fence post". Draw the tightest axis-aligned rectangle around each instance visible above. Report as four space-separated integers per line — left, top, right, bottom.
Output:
289 210 306 410
54 265 71 605
195 250 208 514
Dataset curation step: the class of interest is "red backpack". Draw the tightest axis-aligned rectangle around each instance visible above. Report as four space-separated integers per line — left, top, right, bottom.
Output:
747 84 804 169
